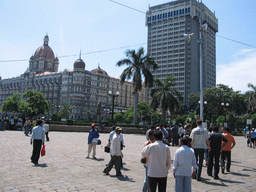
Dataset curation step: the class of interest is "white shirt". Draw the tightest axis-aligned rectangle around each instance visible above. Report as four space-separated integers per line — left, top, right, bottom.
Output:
109 130 116 141
178 127 185 136
31 125 45 143
141 140 171 177
43 124 49 132
110 133 122 156
109 130 124 143
173 145 197 177
190 126 209 149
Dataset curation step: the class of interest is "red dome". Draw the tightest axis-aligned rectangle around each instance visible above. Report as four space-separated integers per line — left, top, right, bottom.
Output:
91 66 108 76
74 59 85 69
34 45 55 59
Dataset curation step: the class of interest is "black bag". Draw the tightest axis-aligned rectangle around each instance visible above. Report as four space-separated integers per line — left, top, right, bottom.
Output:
140 157 146 164
97 139 101 145
104 146 110 153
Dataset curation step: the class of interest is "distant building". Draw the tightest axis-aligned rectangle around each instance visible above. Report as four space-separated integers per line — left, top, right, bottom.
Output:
146 0 218 106
0 35 146 120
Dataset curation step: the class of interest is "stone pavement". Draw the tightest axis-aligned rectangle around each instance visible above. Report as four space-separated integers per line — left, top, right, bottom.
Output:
0 130 255 192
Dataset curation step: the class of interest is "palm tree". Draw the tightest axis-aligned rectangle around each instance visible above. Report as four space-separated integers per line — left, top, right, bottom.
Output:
150 77 182 125
117 47 158 125
247 83 256 113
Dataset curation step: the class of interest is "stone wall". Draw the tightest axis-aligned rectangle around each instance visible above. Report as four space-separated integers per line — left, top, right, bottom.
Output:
49 124 145 134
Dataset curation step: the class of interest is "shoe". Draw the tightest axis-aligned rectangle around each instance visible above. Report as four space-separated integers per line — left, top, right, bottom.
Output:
226 169 230 172
207 173 212 176
93 157 97 160
86 156 89 158
214 176 219 180
116 174 123 177
221 169 225 174
103 172 110 175
196 176 201 181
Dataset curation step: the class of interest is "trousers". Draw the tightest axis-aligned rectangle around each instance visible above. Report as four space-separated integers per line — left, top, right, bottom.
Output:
31 139 42 164
175 176 192 192
148 177 167 192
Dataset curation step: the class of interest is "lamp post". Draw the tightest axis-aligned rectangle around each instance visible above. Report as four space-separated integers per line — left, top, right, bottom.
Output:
184 13 207 121
221 102 229 126
108 90 119 123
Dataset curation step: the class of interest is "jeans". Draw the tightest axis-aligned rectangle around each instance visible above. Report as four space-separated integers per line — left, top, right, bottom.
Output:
221 150 231 171
175 176 192 192
207 150 220 177
148 177 167 192
25 126 29 136
194 148 205 179
142 166 149 192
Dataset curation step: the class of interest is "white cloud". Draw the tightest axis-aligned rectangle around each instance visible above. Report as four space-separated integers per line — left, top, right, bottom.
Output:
217 49 256 93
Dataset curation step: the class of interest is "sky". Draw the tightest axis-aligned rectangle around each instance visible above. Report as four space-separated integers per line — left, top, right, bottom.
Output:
1 0 256 93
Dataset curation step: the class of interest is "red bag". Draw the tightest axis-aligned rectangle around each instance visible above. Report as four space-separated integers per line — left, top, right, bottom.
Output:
41 145 46 156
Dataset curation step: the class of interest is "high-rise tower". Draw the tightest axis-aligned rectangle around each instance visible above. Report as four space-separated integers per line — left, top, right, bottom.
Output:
146 0 218 106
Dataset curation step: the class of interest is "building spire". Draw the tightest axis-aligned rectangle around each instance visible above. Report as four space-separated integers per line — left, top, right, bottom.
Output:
79 50 81 59
44 34 49 46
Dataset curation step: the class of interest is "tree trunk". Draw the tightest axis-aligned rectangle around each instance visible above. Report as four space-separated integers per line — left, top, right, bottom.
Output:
133 92 138 125
162 108 166 125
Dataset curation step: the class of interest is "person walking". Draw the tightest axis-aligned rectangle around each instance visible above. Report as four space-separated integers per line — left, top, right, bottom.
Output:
103 127 123 177
0 118 5 131
190 119 210 181
43 121 50 141
87 123 99 159
142 130 155 192
30 120 45 165
24 119 31 136
207 126 227 179
173 137 197 192
250 128 256 148
172 125 179 146
141 130 171 192
221 127 236 173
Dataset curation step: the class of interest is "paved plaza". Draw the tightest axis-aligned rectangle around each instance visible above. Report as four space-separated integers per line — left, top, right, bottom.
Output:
0 130 256 192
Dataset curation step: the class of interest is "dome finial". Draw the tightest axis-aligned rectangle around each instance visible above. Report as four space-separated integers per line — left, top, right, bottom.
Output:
44 34 49 46
79 50 81 59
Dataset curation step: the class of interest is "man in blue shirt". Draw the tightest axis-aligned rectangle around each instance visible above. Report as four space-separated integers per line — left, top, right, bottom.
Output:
30 120 45 165
87 123 99 159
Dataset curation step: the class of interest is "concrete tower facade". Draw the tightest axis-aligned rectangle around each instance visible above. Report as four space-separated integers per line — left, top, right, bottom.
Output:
146 0 218 106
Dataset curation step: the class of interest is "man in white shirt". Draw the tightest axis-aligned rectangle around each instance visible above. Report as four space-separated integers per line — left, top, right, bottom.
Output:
190 119 210 181
103 127 123 177
30 120 45 165
43 121 50 142
173 137 197 192
142 130 171 192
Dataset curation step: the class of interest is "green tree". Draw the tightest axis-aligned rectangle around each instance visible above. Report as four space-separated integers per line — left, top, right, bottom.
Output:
1 93 22 114
22 90 50 117
59 103 71 119
113 112 124 123
150 77 182 125
117 47 158 125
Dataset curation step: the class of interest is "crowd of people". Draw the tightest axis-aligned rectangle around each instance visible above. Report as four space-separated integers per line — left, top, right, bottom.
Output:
141 119 236 192
1 116 240 191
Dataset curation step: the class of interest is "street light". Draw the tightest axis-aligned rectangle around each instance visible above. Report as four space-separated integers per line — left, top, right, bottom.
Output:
184 15 208 121
108 90 119 123
221 102 229 125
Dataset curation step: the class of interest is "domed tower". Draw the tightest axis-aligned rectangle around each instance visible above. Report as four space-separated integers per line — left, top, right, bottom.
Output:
29 35 59 74
73 51 85 71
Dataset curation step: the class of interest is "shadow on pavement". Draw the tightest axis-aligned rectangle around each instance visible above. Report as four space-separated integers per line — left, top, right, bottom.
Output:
34 163 48 168
199 178 226 186
219 178 245 184
121 167 130 171
117 175 135 182
229 171 250 177
95 158 104 161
